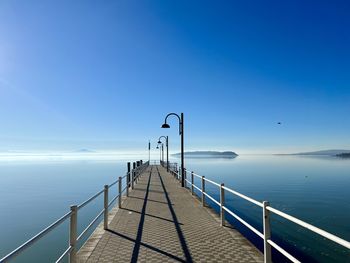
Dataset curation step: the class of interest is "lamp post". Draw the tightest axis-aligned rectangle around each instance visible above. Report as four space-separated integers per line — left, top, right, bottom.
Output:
161 113 184 187
156 143 163 164
158 136 169 172
162 143 164 164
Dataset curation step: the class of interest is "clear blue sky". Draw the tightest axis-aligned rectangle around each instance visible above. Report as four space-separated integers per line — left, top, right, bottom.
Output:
0 0 349 153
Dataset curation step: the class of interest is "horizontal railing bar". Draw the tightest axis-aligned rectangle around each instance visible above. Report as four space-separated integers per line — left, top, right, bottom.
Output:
78 189 104 210
110 172 129 186
176 165 350 261
77 209 105 241
267 206 350 249
108 194 119 208
203 192 221 206
2 161 150 262
192 172 202 179
203 177 221 187
109 180 118 187
222 186 263 207
122 186 128 193
193 184 202 192
267 240 301 263
223 206 264 239
0 210 72 262
55 246 72 263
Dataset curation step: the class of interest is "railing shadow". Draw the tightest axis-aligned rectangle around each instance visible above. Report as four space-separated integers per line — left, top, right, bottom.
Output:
129 167 152 262
106 165 192 262
121 207 183 225
106 229 186 262
126 195 173 205
156 167 193 263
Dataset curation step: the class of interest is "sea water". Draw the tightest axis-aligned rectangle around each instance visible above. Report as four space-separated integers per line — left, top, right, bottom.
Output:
0 154 349 262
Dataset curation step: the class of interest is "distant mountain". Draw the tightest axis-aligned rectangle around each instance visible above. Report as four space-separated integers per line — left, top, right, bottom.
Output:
172 151 238 158
74 149 96 153
281 149 350 156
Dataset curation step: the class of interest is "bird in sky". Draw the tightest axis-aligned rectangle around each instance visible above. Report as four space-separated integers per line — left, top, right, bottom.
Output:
277 122 282 125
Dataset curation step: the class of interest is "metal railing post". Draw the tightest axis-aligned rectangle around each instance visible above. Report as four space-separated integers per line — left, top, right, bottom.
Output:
118 176 122 208
132 162 135 189
184 168 187 188
263 201 272 263
220 183 225 226
69 205 77 263
135 162 139 183
104 185 108 230
201 176 205 206
126 162 130 197
191 171 194 195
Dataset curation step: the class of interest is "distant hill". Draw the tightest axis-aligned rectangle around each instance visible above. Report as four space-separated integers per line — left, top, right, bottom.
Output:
74 149 96 153
336 153 350 158
280 149 350 156
172 151 238 158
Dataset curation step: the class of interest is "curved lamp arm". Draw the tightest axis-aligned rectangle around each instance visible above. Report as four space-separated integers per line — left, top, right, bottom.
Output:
162 113 182 135
158 136 168 146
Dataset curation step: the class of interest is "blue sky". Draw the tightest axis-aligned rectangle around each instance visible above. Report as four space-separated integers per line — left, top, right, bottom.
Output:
0 0 349 154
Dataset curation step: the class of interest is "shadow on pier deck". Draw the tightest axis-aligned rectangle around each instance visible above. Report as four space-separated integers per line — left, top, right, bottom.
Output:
78 165 263 263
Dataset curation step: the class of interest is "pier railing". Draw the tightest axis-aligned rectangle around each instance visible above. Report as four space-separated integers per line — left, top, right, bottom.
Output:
166 164 350 263
0 160 149 263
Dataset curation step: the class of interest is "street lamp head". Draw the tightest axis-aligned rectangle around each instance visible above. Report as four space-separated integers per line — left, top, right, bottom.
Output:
156 146 159 149
157 140 162 144
161 123 170 128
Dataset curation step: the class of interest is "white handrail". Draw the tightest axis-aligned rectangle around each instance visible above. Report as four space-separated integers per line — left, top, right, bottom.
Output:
78 189 104 209
108 194 120 207
267 206 350 250
203 192 221 206
193 184 202 192
222 186 263 207
55 246 72 263
223 206 264 239
204 177 221 187
267 240 301 263
0 210 72 262
77 209 105 241
1 160 150 263
192 172 202 179
169 164 350 262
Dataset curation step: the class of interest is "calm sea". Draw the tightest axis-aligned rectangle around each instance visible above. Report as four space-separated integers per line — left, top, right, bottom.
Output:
0 154 349 262
185 155 350 263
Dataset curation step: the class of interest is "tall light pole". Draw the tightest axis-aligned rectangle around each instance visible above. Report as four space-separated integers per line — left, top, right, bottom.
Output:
158 136 169 172
148 140 151 163
156 143 163 164
161 113 184 187
161 143 164 163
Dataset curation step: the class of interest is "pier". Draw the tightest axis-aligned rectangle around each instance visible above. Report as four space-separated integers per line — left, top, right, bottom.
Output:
2 161 350 263
77 164 262 262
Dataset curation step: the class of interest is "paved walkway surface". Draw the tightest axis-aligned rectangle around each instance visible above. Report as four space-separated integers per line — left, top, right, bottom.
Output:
78 165 263 263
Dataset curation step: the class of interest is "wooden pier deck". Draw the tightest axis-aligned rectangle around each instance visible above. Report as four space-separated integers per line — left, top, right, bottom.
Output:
78 165 263 263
